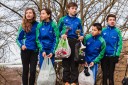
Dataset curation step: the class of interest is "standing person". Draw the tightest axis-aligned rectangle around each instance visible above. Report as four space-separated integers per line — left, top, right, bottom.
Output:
36 8 59 68
16 8 39 85
101 14 123 85
58 2 84 85
83 23 106 84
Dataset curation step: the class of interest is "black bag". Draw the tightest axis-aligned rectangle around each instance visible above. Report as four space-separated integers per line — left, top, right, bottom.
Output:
122 65 128 85
74 42 85 64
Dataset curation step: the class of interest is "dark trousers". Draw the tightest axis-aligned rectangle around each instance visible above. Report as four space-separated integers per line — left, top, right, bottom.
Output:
21 49 38 85
62 38 79 83
101 57 118 85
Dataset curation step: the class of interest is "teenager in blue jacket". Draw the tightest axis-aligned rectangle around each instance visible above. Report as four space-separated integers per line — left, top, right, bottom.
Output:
16 8 38 85
101 14 122 85
84 23 106 83
36 8 59 68
58 2 83 85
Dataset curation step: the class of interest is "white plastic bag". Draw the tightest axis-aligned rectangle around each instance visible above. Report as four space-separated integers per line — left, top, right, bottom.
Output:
37 57 56 85
55 38 71 58
78 67 94 85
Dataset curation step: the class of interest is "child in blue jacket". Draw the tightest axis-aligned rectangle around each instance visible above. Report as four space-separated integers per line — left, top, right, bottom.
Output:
36 8 59 68
58 2 84 85
16 8 38 85
84 23 106 83
101 14 122 85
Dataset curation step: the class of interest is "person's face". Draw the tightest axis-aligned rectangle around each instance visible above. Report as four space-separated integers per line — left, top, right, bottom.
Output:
91 26 101 36
107 17 116 27
68 6 77 16
25 9 34 20
40 10 50 21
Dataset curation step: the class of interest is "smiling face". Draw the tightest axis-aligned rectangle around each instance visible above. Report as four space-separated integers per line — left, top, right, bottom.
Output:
40 9 50 21
68 6 77 16
25 9 34 20
107 17 116 27
91 26 101 36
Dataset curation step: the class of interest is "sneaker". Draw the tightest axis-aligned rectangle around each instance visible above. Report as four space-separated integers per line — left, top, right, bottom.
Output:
71 83 76 85
65 82 70 85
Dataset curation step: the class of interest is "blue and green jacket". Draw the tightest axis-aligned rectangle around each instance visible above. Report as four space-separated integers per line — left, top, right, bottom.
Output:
58 15 83 39
84 34 106 64
101 25 122 57
16 21 38 51
36 20 59 54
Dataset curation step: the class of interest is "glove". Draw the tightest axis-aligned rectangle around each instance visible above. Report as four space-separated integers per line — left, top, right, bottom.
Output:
84 67 90 76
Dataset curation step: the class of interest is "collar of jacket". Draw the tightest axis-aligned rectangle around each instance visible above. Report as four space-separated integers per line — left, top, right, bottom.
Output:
66 13 77 19
92 34 101 39
107 25 116 29
42 19 52 26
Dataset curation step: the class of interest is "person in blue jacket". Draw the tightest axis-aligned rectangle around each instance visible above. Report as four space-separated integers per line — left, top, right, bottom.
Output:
101 14 122 85
58 2 84 85
16 8 38 85
36 8 59 68
84 23 106 84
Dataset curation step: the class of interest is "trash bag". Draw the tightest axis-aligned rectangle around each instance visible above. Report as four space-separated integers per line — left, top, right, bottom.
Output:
78 67 94 85
37 57 56 85
55 38 71 58
74 41 85 64
122 65 128 85
122 76 128 85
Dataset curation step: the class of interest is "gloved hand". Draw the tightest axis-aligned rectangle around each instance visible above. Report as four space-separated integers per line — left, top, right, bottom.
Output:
84 67 90 76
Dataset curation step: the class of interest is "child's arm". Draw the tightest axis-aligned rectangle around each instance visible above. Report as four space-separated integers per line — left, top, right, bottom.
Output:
116 29 122 57
93 38 106 64
16 25 25 48
78 20 84 41
36 23 45 53
51 21 59 54
57 16 65 32
79 20 84 36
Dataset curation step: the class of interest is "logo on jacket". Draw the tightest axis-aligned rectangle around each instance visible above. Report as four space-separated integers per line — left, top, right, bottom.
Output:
49 31 52 33
66 19 68 22
42 28 45 30
103 33 107 35
87 42 90 45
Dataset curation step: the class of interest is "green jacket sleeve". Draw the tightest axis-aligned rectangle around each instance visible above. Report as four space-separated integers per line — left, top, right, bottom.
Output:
84 34 92 44
57 16 67 35
51 21 60 53
16 25 25 48
36 22 44 52
116 29 122 57
93 37 106 64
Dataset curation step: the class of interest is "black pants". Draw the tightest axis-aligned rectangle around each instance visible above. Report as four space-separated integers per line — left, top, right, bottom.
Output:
101 57 118 85
62 38 79 83
21 49 38 85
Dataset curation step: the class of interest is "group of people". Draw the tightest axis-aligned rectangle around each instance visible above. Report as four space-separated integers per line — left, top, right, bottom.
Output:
16 2 122 85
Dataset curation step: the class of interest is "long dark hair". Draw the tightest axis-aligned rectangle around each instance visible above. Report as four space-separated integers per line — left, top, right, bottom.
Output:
22 8 36 32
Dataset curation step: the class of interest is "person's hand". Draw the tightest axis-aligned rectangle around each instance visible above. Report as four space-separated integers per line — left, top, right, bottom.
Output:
85 62 88 67
78 36 84 41
47 53 53 58
89 62 94 67
42 52 46 58
22 45 26 50
61 34 67 40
